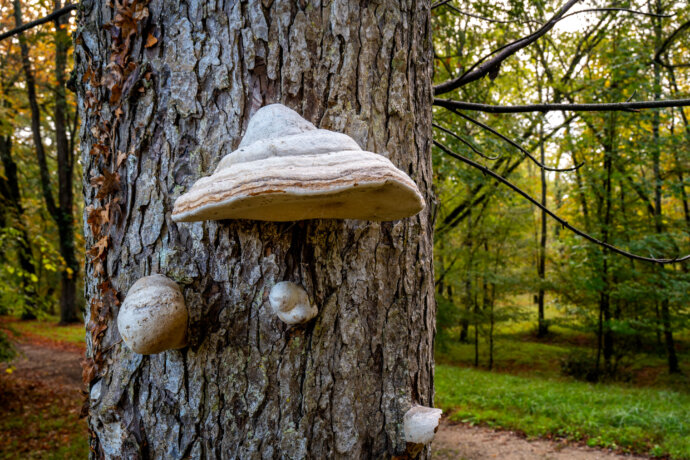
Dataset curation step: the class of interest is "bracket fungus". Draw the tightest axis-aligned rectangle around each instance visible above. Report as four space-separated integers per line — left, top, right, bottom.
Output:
117 274 188 355
269 281 318 325
403 405 443 452
172 104 425 222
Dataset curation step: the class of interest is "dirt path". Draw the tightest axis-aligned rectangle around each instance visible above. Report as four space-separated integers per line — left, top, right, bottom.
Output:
3 341 649 459
432 421 648 460
6 341 83 387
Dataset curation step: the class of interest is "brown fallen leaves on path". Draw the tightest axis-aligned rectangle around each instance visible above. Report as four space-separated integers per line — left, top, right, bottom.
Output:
0 340 87 458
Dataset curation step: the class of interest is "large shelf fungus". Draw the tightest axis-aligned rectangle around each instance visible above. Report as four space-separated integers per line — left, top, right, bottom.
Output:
403 405 443 456
172 104 425 222
269 281 318 325
117 274 188 355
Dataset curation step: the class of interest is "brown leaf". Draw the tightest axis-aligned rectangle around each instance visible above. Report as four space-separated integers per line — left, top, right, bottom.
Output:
81 358 96 384
79 397 90 419
86 206 104 236
145 33 157 48
89 143 109 159
116 150 128 168
91 169 121 199
93 260 105 277
87 236 110 260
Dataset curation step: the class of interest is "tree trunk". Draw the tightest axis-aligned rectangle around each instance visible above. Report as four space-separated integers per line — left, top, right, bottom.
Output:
0 133 37 318
651 0 680 374
54 0 79 324
13 0 79 324
75 0 435 458
537 121 547 338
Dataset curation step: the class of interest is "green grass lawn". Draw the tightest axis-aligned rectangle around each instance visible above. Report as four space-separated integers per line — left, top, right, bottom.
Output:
436 361 690 459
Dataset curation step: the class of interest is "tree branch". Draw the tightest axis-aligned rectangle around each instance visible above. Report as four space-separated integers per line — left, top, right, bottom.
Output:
433 2 672 96
0 4 76 42
434 97 690 113
654 19 690 67
434 0 581 95
443 107 582 172
560 7 673 20
432 123 500 160
433 140 690 264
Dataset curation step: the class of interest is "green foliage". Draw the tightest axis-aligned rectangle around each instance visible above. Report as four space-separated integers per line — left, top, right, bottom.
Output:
0 228 69 318
432 0 690 379
0 330 15 366
436 365 690 458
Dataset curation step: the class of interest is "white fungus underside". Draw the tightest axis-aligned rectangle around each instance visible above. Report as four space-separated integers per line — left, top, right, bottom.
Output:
172 150 425 222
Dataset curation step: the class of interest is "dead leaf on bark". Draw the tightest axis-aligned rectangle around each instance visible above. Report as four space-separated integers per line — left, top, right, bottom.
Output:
145 33 157 48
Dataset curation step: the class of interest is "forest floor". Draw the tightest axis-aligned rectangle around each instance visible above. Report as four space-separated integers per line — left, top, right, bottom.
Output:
0 318 88 459
0 317 659 459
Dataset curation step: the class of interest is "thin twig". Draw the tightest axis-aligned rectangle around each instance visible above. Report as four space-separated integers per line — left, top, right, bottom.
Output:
0 4 76 42
560 7 673 20
444 107 582 172
434 97 690 113
433 140 690 264
433 123 500 160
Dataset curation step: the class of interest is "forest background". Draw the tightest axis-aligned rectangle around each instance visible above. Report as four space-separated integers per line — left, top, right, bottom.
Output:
0 0 689 458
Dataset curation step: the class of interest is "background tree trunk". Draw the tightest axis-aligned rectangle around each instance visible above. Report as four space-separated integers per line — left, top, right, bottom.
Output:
75 0 435 458
53 0 79 324
13 0 79 324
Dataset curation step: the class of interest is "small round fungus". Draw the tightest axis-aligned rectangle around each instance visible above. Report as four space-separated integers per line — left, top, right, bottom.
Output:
403 405 443 445
172 104 425 222
269 281 318 325
117 274 188 355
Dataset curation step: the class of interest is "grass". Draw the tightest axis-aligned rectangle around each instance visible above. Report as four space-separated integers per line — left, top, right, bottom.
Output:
1 316 85 346
435 364 690 458
436 325 690 391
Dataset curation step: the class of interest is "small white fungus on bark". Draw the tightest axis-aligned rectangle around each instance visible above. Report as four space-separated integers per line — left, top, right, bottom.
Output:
269 281 318 325
117 274 188 355
403 405 443 445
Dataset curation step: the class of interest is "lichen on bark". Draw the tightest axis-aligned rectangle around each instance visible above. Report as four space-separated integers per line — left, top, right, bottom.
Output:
75 0 435 458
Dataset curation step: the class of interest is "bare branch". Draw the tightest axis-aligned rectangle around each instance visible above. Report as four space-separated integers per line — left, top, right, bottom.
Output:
431 0 453 9
434 97 690 113
434 0 581 95
654 19 690 67
432 123 500 160
560 7 673 20
442 107 582 172
0 4 76 43
433 140 690 264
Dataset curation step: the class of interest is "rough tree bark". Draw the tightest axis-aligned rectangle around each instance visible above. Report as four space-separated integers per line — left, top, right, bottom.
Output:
75 0 435 458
